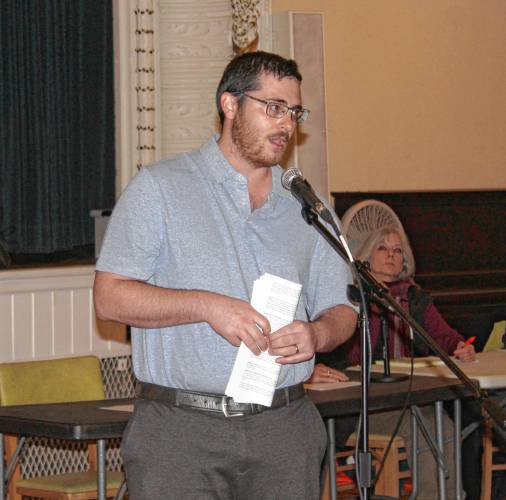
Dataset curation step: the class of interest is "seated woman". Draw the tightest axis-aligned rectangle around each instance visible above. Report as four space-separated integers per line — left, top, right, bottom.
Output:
344 224 475 364
308 224 476 499
309 223 475 384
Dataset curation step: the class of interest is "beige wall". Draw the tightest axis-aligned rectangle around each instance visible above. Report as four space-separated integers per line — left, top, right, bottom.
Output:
272 0 506 192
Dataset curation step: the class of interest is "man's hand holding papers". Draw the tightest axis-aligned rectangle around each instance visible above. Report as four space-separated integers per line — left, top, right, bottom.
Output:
225 273 303 406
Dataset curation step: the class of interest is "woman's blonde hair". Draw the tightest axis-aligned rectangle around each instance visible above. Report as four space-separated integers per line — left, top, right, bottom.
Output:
356 225 416 280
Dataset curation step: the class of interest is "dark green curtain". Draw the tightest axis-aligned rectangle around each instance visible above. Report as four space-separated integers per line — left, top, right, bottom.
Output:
0 0 115 256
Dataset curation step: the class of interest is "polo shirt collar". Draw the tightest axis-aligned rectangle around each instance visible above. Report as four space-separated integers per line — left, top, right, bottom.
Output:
199 134 294 201
199 134 244 185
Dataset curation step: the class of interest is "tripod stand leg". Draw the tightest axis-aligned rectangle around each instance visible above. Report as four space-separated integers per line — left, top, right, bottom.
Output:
454 399 465 500
0 432 4 500
409 408 419 500
327 418 337 500
412 405 448 474
435 401 447 500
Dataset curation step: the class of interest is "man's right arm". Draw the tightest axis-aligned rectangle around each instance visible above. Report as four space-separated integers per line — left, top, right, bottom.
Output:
93 271 270 352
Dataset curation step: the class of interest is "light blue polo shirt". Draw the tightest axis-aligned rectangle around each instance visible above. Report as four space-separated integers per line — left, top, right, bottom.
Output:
97 135 354 393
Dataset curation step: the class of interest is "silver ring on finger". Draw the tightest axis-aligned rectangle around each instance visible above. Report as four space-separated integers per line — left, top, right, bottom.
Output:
294 344 299 354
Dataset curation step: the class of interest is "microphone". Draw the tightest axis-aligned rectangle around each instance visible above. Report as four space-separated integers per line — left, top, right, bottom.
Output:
281 167 333 223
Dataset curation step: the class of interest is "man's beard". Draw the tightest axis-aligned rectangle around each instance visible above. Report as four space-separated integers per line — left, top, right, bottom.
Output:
231 110 289 168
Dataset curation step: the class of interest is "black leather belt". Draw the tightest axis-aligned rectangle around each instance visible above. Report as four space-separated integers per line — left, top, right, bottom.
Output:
136 381 305 417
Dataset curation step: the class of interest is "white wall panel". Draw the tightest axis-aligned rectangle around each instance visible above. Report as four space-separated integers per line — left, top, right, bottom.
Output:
13 293 32 360
0 294 13 360
73 289 92 355
0 266 130 362
33 291 53 359
53 290 73 356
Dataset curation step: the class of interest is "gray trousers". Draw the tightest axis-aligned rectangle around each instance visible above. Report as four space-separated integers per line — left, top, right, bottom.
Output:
121 395 327 500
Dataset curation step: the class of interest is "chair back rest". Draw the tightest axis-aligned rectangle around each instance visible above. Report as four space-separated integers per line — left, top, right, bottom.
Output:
340 199 404 256
0 355 105 406
484 321 506 352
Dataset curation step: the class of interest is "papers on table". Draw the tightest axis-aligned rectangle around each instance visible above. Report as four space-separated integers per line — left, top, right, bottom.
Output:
100 404 134 412
386 356 445 368
304 380 361 391
225 273 302 407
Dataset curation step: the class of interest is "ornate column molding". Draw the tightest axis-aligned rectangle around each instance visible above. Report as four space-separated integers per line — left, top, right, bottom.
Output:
231 0 272 53
231 0 260 53
133 0 158 171
113 0 160 193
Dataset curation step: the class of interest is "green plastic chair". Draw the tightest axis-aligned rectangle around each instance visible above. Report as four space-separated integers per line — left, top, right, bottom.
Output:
483 320 506 352
0 356 124 499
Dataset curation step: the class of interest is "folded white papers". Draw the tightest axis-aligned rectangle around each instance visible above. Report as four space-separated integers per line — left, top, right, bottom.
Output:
225 273 302 406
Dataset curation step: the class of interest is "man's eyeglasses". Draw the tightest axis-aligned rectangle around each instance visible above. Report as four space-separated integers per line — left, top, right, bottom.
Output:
240 93 310 124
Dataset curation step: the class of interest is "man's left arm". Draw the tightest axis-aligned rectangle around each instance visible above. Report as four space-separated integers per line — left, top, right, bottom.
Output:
269 304 357 364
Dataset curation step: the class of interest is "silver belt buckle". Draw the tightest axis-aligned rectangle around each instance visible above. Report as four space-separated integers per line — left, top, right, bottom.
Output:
221 396 244 417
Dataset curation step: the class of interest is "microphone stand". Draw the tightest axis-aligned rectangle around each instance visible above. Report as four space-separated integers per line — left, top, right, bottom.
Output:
371 313 409 383
299 205 506 500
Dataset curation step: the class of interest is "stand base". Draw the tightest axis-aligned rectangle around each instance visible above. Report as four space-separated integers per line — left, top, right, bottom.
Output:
371 372 409 383
345 496 397 499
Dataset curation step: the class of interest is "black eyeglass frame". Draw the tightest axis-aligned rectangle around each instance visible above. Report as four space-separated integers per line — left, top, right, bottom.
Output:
239 93 310 124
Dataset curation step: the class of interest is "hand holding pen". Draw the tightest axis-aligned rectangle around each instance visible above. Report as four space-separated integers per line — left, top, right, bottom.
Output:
454 336 476 362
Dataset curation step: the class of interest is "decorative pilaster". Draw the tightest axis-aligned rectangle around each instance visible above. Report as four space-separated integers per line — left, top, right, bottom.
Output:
231 0 260 53
134 1 157 170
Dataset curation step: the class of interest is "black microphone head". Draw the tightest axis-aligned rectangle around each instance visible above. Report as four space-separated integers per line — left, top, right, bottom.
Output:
281 167 302 190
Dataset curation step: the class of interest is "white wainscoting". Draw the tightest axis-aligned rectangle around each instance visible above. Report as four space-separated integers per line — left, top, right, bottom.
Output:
0 265 130 363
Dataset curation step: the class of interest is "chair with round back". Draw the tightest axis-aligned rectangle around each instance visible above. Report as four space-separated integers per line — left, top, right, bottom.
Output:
340 199 404 256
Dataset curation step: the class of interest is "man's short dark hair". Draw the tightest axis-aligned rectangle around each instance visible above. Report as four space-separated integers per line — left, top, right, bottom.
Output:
216 51 302 126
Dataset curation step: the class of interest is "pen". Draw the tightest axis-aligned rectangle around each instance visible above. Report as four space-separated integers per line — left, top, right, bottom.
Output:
465 336 476 345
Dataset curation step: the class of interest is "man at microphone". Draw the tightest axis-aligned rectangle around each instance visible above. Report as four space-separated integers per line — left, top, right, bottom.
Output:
94 51 357 499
